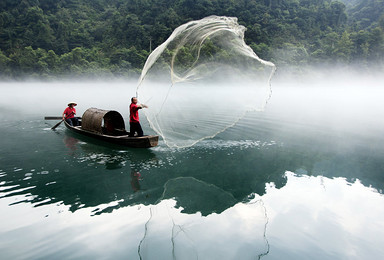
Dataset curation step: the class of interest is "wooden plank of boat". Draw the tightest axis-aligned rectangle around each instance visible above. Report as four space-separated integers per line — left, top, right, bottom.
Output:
64 120 159 148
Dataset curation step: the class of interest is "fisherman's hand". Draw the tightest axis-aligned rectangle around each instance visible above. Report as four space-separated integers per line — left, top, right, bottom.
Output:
141 104 148 108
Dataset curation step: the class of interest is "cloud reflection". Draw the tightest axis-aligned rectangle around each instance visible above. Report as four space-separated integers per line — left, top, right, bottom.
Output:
263 171 384 259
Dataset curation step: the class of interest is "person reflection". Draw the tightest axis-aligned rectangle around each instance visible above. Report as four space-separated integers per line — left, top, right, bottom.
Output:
63 135 79 155
131 170 142 192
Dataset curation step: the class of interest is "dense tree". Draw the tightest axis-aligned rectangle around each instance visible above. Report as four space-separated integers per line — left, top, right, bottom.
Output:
0 0 382 79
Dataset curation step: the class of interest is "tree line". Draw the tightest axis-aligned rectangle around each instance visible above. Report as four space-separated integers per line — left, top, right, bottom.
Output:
0 0 383 80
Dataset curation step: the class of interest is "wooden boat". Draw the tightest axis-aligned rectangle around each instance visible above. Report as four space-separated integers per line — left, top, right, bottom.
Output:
64 108 158 148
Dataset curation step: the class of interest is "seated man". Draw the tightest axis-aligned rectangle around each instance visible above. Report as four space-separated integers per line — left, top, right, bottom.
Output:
63 102 79 126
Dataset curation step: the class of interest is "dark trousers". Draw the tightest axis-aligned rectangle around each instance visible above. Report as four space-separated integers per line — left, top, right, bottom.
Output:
129 122 143 137
66 117 79 126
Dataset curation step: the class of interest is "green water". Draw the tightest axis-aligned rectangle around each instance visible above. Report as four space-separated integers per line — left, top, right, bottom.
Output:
1 81 384 259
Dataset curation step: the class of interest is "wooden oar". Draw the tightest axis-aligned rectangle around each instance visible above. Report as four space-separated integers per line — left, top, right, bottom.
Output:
50 112 74 130
45 116 62 120
51 118 65 130
45 116 81 120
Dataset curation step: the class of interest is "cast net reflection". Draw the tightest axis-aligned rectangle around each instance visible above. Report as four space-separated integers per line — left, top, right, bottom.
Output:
138 177 269 259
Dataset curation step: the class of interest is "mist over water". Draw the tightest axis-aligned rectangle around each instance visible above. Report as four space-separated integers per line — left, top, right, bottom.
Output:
272 70 384 138
0 81 136 120
1 69 383 142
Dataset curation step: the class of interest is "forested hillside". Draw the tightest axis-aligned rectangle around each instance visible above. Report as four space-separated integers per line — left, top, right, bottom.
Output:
0 0 383 79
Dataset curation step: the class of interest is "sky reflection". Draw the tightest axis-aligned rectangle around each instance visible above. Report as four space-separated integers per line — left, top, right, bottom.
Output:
263 171 384 260
1 171 383 259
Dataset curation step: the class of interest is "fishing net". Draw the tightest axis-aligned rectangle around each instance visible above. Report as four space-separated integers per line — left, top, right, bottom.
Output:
137 16 276 148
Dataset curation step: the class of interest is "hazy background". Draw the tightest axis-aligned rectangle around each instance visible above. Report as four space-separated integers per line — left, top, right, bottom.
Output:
1 68 383 145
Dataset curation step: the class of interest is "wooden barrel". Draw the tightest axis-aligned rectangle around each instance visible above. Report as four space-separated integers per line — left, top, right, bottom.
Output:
81 108 125 135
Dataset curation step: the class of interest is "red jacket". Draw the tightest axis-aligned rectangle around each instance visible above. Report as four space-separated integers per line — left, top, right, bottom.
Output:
129 103 140 123
63 107 76 118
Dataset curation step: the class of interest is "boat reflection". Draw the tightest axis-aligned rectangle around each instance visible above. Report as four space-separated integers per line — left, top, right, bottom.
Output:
61 135 161 214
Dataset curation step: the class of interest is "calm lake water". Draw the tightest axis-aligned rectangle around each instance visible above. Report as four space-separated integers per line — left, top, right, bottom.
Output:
1 76 384 259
